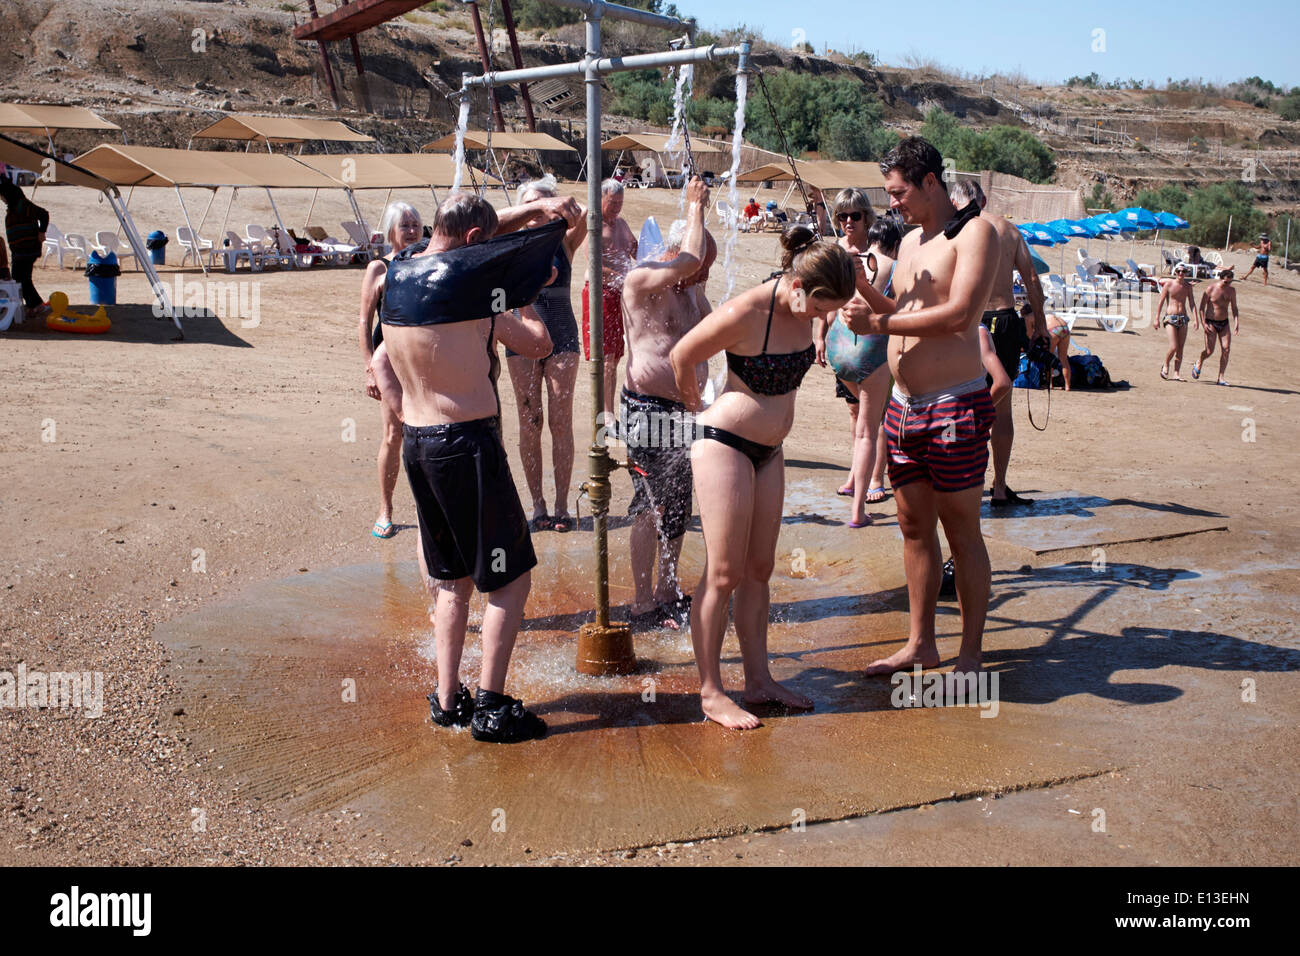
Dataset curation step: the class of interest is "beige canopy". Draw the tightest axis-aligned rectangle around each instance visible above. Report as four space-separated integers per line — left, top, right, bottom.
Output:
191 115 374 145
423 130 576 153
601 133 721 153
73 144 345 189
294 152 485 189
0 132 177 330
0 104 121 137
737 160 884 190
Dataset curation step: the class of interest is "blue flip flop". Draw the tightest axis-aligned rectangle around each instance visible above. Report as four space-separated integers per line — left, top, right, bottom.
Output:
371 520 396 539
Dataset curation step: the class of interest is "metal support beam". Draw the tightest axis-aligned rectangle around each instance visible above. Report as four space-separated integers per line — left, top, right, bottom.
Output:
306 0 342 109
499 0 536 132
467 1 506 132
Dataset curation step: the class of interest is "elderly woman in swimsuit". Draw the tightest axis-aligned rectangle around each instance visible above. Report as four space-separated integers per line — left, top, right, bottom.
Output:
814 194 902 526
503 176 588 533
359 201 424 539
669 226 858 729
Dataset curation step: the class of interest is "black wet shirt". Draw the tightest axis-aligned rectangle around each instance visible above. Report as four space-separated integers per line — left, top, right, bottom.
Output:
380 218 566 327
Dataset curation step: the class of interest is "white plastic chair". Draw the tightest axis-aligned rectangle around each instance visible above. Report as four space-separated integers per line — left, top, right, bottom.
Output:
62 234 91 270
41 224 67 268
223 231 264 272
1098 314 1129 332
94 231 140 270
341 221 386 258
177 226 215 269
245 225 292 268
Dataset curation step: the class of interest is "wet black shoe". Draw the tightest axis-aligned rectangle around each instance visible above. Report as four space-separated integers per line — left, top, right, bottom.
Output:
938 557 957 598
428 683 474 728
470 688 547 743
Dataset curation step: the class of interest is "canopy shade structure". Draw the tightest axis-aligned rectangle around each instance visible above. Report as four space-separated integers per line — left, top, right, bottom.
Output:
74 145 345 189
0 104 121 137
0 132 177 332
190 115 374 146
295 153 486 189
423 131 577 153
735 160 884 191
601 133 722 154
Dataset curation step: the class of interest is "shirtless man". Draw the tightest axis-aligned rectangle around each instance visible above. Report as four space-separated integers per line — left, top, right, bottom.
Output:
949 179 1047 509
1154 264 1200 380
582 179 638 420
620 178 715 631
1241 235 1271 285
843 137 1001 677
381 193 563 743
1193 266 1240 386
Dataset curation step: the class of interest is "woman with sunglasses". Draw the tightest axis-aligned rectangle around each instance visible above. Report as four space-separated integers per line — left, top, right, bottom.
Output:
813 188 897 528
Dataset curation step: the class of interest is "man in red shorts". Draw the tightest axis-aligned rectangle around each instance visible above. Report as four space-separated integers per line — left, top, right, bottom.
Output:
582 178 637 421
843 137 1000 678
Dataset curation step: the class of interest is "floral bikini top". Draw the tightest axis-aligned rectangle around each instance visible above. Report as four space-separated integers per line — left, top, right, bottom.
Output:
726 275 816 397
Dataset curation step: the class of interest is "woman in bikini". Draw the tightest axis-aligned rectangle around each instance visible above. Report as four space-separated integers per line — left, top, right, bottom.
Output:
503 176 587 533
669 226 857 729
359 202 424 539
814 196 901 525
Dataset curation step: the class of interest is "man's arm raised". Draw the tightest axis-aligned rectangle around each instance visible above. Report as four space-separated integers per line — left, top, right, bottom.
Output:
623 178 709 297
495 196 582 235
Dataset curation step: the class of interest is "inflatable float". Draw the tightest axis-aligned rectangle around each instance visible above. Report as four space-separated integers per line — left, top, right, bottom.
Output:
45 291 111 334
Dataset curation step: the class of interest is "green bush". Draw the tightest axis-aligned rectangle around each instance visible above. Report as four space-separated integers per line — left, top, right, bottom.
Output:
1134 184 1189 216
1277 91 1300 121
743 73 895 161
1182 182 1265 248
921 108 1056 183
1088 183 1114 210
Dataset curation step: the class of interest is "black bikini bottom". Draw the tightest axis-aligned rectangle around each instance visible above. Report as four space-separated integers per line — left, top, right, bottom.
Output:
697 425 781 470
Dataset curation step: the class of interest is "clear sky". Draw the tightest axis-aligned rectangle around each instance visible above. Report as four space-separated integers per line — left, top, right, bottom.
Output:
682 0 1300 89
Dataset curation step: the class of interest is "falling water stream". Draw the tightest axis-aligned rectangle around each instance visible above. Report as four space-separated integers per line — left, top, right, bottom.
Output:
451 95 471 194
664 64 695 212
722 72 748 301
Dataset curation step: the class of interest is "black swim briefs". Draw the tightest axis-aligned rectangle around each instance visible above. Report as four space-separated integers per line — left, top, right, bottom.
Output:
403 417 536 592
981 307 1025 384
622 387 695 541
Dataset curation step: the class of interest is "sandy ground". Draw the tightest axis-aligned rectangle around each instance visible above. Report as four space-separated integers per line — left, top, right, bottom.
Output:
1 182 1297 866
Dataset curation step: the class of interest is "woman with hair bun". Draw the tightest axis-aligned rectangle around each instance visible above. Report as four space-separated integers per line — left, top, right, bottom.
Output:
669 225 858 729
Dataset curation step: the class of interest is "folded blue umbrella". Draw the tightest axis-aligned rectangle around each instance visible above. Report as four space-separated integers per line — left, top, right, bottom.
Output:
1048 218 1091 238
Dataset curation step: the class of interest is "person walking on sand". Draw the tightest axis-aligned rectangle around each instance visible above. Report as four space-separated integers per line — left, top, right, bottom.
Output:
0 175 51 321
949 179 1047 510
670 225 858 729
843 138 1001 679
581 179 637 423
621 178 715 631
1193 266 1240 386
381 193 566 743
1240 235 1271 285
1154 264 1200 381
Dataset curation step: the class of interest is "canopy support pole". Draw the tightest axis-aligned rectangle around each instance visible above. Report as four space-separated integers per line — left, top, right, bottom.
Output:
305 187 320 228
218 187 238 245
108 187 180 335
176 185 209 277
115 185 136 241
195 187 218 235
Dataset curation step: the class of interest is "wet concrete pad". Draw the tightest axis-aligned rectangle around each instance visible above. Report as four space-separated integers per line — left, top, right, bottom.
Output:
155 547 1115 862
981 491 1229 554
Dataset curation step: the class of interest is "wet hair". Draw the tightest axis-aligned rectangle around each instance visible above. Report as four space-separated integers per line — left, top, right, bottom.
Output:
601 178 624 199
518 174 558 203
832 187 875 225
433 192 498 240
779 224 856 302
880 136 945 190
378 201 422 247
949 179 985 207
866 214 903 259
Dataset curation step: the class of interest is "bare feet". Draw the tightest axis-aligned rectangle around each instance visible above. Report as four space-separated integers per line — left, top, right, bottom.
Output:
701 690 762 730
865 642 940 676
952 654 982 675
743 677 814 711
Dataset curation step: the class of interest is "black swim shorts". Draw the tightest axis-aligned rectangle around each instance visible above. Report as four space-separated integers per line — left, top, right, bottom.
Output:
622 387 695 541
981 307 1025 385
403 417 537 592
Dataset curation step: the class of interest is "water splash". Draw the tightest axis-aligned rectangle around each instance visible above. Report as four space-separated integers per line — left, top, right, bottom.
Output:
664 64 694 211
451 95 471 194
721 71 748 300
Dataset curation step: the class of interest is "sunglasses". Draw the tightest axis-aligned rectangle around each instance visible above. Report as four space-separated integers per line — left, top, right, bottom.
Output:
836 211 864 223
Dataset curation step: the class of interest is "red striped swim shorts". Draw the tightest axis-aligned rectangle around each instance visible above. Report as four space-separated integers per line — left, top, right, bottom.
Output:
883 377 996 493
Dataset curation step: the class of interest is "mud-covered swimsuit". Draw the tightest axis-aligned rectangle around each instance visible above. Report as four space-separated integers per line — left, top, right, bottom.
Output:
700 276 815 469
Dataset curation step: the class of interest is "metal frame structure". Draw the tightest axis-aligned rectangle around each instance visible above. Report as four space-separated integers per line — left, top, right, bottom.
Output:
456 0 750 673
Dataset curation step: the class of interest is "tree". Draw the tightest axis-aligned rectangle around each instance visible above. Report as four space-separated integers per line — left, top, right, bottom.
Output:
1135 184 1189 216
1182 182 1265 248
921 108 1056 183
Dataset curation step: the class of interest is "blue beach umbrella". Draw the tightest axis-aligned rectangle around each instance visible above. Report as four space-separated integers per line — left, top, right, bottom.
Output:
1153 211 1189 263
1116 206 1160 259
1017 222 1066 246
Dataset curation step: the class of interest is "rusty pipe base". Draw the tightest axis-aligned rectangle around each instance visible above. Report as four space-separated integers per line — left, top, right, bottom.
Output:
576 622 636 676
